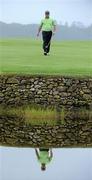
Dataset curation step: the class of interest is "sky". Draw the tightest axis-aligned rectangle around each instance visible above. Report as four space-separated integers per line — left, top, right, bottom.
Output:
0 147 92 180
0 0 92 26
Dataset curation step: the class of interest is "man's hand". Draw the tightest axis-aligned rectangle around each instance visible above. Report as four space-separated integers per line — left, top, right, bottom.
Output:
50 149 53 158
35 148 40 159
37 24 43 37
52 32 55 36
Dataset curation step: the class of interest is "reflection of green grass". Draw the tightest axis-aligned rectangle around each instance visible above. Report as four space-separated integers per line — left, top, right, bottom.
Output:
0 39 92 76
0 105 66 125
0 106 92 125
0 106 58 125
24 107 57 125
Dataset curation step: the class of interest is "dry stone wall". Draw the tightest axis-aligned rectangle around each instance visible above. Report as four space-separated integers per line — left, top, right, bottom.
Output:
0 75 92 109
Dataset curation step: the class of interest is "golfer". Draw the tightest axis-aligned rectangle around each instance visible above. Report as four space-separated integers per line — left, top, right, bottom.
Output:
35 148 53 171
37 11 56 55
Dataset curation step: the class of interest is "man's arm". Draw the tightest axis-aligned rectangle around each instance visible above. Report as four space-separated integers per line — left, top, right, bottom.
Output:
53 25 56 33
35 148 40 159
50 149 53 158
37 23 43 37
53 20 57 35
49 149 53 161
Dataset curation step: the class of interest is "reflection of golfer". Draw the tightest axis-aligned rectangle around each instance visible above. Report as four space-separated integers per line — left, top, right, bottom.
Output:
37 11 56 55
35 148 53 171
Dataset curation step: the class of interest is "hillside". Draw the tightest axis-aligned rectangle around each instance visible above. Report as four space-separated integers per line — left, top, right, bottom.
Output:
0 21 92 40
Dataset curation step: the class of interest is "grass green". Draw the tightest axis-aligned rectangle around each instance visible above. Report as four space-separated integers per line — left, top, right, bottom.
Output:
0 39 92 76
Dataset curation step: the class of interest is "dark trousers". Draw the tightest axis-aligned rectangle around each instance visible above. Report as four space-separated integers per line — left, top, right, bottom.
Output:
42 31 52 53
40 148 49 151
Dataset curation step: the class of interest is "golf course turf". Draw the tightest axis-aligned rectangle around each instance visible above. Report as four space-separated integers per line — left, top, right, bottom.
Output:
0 39 92 76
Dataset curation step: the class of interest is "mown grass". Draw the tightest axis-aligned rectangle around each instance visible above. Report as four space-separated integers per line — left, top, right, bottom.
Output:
0 39 92 76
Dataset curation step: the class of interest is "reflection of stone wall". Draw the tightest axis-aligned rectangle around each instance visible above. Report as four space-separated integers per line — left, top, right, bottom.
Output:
0 113 92 147
0 75 92 109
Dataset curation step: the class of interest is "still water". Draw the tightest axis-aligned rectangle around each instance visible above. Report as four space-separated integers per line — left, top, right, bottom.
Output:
0 147 92 180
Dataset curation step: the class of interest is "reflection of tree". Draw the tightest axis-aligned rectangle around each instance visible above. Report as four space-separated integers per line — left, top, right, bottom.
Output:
64 21 69 27
71 21 85 28
35 148 53 171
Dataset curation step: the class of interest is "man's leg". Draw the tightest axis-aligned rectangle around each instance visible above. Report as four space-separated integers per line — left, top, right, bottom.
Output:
46 43 50 53
42 31 48 55
46 31 52 53
40 148 49 151
42 31 52 55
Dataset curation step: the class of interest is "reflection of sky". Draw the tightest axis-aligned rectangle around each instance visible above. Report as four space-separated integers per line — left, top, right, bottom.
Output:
0 147 92 180
0 0 92 25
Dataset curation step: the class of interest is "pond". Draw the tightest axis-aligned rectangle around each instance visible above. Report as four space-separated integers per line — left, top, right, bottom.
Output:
0 147 92 180
0 105 92 179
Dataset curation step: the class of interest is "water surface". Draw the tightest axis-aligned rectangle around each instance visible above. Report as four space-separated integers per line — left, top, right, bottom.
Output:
0 147 92 180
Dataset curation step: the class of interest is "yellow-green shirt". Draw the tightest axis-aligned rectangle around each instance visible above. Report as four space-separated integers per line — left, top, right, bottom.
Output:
40 18 56 31
38 151 52 165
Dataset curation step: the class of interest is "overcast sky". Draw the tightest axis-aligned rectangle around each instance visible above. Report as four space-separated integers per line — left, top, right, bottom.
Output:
0 0 92 26
0 147 92 180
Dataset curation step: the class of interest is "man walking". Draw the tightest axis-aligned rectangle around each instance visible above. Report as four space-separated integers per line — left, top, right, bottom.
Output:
37 11 56 55
35 148 53 171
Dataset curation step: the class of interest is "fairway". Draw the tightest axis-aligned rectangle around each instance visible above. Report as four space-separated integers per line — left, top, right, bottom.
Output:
0 39 92 76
